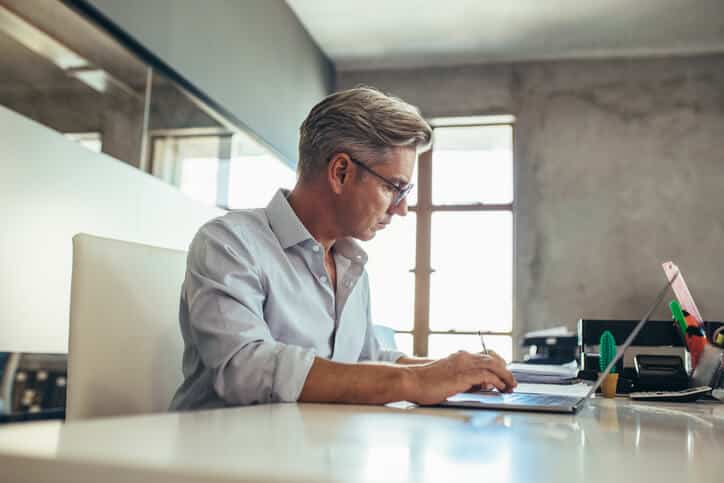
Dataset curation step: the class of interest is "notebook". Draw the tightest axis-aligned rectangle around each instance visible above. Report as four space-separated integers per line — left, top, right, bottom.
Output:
434 274 677 414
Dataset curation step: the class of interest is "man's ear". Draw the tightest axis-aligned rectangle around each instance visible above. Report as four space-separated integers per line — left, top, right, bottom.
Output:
327 153 351 195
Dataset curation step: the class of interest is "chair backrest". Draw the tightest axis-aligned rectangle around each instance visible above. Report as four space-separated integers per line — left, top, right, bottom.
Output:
67 234 187 420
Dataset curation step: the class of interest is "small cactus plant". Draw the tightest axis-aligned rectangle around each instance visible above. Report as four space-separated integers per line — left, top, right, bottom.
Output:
599 330 617 374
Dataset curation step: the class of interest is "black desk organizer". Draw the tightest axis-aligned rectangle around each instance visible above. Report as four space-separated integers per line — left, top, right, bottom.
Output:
520 334 578 365
577 319 724 392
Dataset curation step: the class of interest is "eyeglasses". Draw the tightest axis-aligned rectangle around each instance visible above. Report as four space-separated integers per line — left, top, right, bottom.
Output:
348 156 414 207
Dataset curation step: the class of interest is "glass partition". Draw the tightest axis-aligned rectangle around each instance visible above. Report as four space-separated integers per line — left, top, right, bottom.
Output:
0 0 294 208
0 0 149 167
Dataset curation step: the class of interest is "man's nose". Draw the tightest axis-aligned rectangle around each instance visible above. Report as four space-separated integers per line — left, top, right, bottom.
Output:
388 198 408 217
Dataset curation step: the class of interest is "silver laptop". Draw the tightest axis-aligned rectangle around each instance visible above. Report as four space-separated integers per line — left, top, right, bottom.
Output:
435 275 677 414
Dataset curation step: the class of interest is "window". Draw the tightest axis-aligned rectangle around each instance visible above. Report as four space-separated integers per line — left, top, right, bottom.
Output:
150 130 296 209
363 116 515 359
150 134 223 207
64 132 102 153
363 210 417 356
227 131 296 209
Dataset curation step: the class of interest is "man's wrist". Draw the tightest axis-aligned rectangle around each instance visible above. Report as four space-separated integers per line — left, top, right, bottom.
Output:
398 366 419 402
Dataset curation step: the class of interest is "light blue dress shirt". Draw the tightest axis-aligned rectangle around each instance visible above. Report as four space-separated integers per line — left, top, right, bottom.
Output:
170 189 405 410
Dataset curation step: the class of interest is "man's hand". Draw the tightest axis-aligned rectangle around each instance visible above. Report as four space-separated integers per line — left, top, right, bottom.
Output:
481 348 507 366
404 351 517 406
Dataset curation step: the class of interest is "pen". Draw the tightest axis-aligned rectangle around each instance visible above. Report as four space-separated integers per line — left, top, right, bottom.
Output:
478 331 488 355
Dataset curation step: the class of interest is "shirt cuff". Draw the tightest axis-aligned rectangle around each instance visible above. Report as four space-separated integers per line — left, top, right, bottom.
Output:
273 343 317 402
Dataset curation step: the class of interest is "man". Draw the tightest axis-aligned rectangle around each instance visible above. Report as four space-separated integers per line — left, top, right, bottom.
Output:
170 87 516 410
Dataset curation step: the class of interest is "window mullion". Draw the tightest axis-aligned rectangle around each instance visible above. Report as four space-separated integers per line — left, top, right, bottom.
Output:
413 148 433 357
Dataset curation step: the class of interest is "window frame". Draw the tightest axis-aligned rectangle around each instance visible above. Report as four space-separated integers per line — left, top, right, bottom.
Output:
406 117 516 357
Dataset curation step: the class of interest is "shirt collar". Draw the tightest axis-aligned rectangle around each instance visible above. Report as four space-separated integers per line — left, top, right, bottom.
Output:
334 238 368 265
265 189 368 265
266 189 313 249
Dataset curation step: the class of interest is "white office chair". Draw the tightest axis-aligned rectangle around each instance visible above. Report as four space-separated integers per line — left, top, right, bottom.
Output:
66 234 187 420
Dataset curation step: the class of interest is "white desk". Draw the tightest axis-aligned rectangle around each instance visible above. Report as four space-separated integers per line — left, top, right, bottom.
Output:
1 398 722 483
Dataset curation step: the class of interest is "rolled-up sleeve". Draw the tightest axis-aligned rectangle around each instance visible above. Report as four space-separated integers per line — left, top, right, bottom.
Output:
185 221 316 405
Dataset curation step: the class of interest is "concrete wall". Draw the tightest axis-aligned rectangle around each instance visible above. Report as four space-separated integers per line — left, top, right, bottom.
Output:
0 106 223 353
338 55 724 340
0 88 146 167
86 0 334 166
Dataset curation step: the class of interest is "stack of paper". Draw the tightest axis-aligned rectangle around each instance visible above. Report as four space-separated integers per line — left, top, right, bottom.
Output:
515 382 592 397
507 362 579 384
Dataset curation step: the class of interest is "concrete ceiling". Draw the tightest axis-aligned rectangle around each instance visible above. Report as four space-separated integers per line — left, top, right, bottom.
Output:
286 0 724 70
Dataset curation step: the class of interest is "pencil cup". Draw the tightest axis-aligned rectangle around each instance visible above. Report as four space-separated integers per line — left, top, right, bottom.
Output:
601 373 619 398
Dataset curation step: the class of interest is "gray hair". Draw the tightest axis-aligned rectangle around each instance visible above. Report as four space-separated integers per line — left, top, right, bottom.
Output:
297 86 432 181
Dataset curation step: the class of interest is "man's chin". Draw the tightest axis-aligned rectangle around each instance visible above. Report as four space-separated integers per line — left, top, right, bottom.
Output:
356 229 377 242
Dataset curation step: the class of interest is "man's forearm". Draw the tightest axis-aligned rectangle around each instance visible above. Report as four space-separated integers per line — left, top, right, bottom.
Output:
298 357 415 404
299 351 517 406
